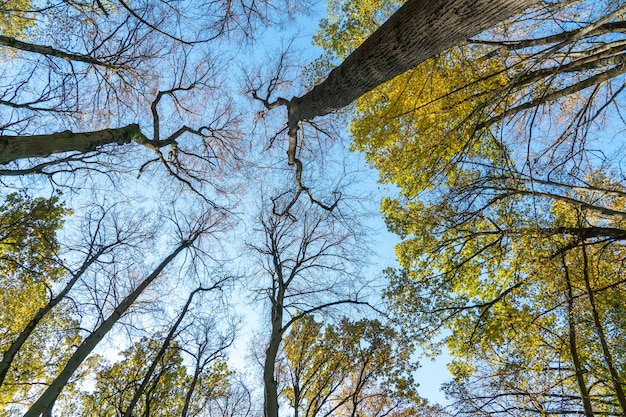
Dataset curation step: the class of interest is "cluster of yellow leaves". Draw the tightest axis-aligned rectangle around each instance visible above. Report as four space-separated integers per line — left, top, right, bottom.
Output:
0 0 34 38
314 0 626 411
0 192 67 337
351 47 510 198
80 337 232 417
281 315 421 416
0 192 80 413
441 197 626 412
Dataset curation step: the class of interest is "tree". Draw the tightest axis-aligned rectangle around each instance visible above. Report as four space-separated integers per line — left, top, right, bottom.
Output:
437 206 626 416
1 0 539 188
22 207 228 417
0 192 79 413
80 335 232 417
250 0 539 199
309 0 626 414
0 0 292 191
105 285 235 417
0 194 239 417
0 0 560 414
247 200 371 417
81 338 191 417
279 314 423 417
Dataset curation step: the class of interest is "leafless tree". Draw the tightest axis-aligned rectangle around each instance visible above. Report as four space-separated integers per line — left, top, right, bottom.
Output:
18 205 230 417
246 198 374 417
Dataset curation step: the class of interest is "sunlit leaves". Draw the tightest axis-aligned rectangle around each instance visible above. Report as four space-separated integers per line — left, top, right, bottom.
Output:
0 191 67 338
0 0 34 38
79 337 232 417
280 314 421 417
313 0 626 413
0 192 80 412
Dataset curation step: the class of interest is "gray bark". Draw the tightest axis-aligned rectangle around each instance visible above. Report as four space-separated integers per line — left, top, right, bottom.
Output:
22 238 195 417
264 287 284 417
288 0 540 123
0 35 119 68
283 0 539 167
0 124 145 165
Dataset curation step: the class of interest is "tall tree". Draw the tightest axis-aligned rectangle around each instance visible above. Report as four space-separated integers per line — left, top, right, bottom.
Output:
115 285 233 417
0 192 79 412
248 201 369 417
310 0 626 413
79 335 232 417
437 207 626 416
249 0 539 195
0 197 146 391
0 0 566 414
21 206 228 417
2 0 539 175
80 338 191 417
0 0 309 188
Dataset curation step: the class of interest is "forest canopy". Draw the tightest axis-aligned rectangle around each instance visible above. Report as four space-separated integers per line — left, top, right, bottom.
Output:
314 0 626 415
2 0 626 416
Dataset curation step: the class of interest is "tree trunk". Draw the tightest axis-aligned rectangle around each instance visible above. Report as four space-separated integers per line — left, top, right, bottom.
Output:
0 35 117 68
563 256 595 417
264 292 284 417
0 124 145 165
22 238 194 417
2 1 539 165
580 242 626 413
289 0 539 123
123 288 206 417
180 360 202 417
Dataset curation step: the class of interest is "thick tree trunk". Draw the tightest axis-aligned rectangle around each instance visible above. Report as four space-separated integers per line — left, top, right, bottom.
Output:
283 0 539 168
0 35 117 67
0 124 145 165
264 297 284 417
3 1 538 166
289 0 539 123
22 239 194 417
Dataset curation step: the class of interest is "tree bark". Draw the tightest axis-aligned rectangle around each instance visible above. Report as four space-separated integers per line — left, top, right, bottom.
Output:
563 256 595 417
283 0 539 166
264 291 284 417
0 124 145 165
289 0 539 123
22 238 195 417
2 1 539 166
0 35 119 68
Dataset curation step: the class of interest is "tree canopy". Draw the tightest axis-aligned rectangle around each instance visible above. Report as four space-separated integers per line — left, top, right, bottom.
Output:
5 0 626 416
311 0 626 415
